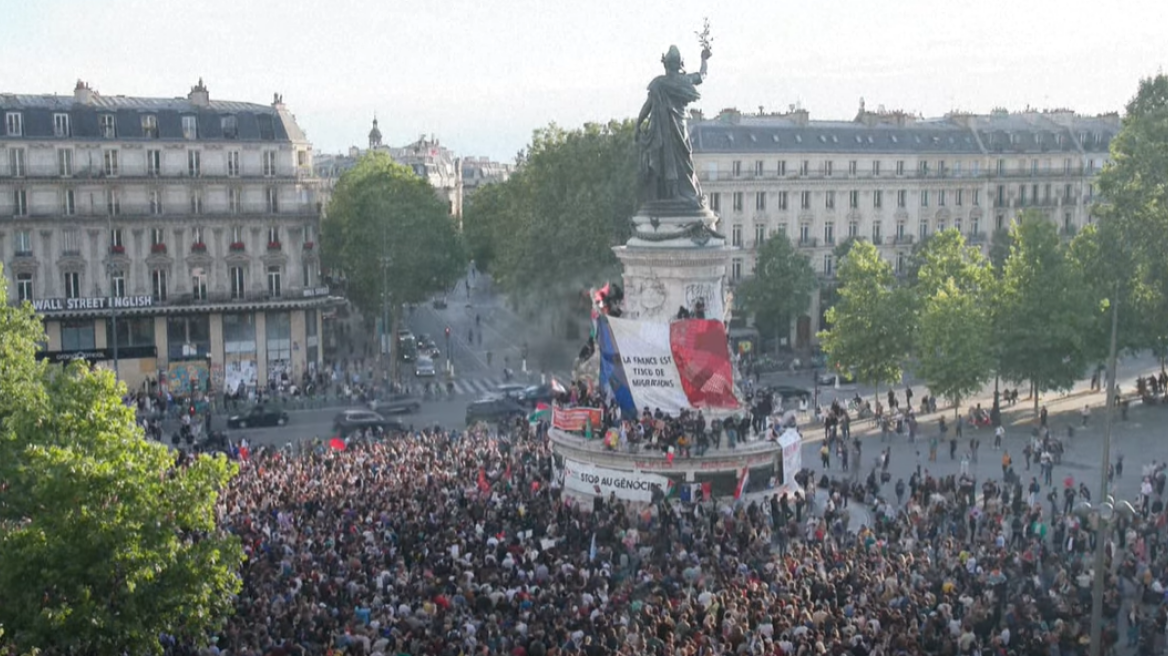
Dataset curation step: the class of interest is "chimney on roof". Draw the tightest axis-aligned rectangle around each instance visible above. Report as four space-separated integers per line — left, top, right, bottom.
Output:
272 93 285 110
188 77 209 107
789 108 809 126
73 80 94 104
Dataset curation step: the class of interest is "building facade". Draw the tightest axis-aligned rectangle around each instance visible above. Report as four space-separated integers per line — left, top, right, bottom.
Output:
692 104 1119 348
0 80 332 394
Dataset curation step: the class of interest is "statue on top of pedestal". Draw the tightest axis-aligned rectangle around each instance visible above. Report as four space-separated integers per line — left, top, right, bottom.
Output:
635 35 711 211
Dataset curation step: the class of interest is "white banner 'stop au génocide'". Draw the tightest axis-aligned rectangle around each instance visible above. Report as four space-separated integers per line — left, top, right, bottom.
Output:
561 459 671 503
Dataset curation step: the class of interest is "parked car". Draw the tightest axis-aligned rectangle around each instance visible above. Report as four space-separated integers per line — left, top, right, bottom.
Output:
226 404 289 429
768 385 813 402
432 296 448 309
465 396 525 426
369 393 421 414
494 383 528 401
333 409 406 437
415 356 437 377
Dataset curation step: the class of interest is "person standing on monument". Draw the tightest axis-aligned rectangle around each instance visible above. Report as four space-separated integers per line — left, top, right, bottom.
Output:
635 44 710 209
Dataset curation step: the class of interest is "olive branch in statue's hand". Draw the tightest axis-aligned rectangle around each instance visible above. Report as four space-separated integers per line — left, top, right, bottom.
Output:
695 18 713 58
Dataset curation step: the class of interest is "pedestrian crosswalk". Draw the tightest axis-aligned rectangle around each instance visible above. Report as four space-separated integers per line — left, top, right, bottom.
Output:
442 372 573 399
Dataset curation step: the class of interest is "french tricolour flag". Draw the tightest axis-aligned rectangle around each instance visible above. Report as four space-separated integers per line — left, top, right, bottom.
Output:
734 466 750 500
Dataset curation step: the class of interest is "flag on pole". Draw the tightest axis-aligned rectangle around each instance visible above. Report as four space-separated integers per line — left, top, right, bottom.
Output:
584 415 593 439
589 532 597 562
551 377 567 395
477 467 490 493
527 402 551 424
329 437 346 451
734 465 750 500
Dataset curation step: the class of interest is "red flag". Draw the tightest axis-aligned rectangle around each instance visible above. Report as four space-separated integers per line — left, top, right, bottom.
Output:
239 446 249 461
329 437 346 451
477 467 490 493
734 466 750 500
504 463 512 480
701 482 712 501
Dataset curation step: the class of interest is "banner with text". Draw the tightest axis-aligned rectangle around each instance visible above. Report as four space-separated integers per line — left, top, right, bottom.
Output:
552 407 603 433
562 459 671 503
599 316 740 416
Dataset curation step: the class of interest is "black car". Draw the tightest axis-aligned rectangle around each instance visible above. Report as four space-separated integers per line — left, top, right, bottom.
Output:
768 385 812 402
226 405 289 429
333 409 406 437
369 393 422 415
465 397 525 426
432 296 448 309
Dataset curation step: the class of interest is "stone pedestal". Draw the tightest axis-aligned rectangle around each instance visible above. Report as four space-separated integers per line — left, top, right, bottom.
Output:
614 199 731 323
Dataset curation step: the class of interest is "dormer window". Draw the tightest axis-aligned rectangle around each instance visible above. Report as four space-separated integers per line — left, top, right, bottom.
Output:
100 114 117 139
5 112 23 136
221 115 238 139
182 115 198 140
141 115 158 139
53 113 70 137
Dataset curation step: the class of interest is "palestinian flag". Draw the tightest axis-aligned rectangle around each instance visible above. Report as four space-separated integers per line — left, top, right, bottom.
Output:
733 465 750 500
527 402 551 424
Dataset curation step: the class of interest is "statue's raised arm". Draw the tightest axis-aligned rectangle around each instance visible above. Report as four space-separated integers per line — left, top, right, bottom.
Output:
636 45 712 211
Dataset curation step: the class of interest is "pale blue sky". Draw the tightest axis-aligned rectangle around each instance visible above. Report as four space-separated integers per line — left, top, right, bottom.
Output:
1 0 1165 160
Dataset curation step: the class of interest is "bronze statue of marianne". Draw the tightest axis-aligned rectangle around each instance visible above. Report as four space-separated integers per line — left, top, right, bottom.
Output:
635 44 711 210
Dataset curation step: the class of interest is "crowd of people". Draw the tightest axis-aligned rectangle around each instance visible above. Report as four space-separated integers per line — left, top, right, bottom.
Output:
148 389 1168 656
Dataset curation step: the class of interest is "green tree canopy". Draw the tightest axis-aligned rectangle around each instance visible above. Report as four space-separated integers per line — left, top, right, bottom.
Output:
321 153 465 372
911 229 997 414
818 240 913 399
0 266 243 655
995 211 1095 410
462 121 637 320
735 233 816 346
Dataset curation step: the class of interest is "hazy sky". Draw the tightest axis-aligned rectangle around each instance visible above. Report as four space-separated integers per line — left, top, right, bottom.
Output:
2 0 1165 161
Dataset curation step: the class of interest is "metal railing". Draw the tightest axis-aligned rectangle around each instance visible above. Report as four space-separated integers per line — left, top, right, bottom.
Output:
16 202 321 220
0 165 319 182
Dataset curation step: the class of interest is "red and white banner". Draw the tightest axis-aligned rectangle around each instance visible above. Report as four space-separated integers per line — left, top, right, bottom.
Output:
552 407 603 432
599 317 740 416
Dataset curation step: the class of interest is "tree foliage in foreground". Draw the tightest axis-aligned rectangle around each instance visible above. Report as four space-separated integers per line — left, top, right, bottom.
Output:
735 233 816 345
0 266 243 655
911 229 996 414
995 211 1095 409
462 121 637 315
818 240 913 398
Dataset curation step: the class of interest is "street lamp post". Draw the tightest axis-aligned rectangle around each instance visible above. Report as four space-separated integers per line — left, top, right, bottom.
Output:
106 214 120 381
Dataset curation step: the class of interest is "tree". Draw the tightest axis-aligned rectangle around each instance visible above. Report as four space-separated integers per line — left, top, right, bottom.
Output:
0 267 243 655
987 226 1013 273
462 121 637 330
322 153 465 378
1093 74 1168 365
911 229 996 414
995 212 1094 412
734 233 817 350
818 240 913 403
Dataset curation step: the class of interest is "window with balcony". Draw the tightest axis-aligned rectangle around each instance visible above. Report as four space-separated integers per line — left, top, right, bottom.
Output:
64 271 81 299
777 191 788 210
938 190 946 207
731 258 742 281
262 150 277 177
230 266 245 299
824 161 834 177
755 192 766 211
800 191 811 210
896 253 906 275
16 273 32 301
973 189 981 207
799 224 811 244
754 224 766 245
266 187 279 213
921 190 929 207
872 221 883 243
918 220 929 241
895 160 904 176
825 191 835 210
57 148 73 176
190 191 202 215
918 161 929 176
1044 183 1052 203
267 265 282 298
849 190 859 209
971 160 980 175
873 190 883 209
13 189 27 216
955 189 963 207
873 160 882 176
731 161 741 177
192 269 207 300
62 229 80 255
8 147 25 177
896 190 907 208
937 220 946 233
776 160 786 176
5 112 23 136
53 113 70 137
953 161 962 176
188 150 201 177
63 189 75 216
103 150 119 176
799 160 809 176
754 160 764 176
731 224 742 247
227 151 240 177
1031 184 1039 205
109 228 123 249
221 115 238 139
895 222 906 239
152 269 168 301
1018 185 1027 205
151 227 165 247
302 261 316 287
823 254 834 276
996 214 1005 230
144 149 160 177
149 189 163 215
824 222 835 245
997 159 1005 175
971 218 980 237
15 229 32 255
954 218 963 234
142 115 159 139
182 115 198 140
708 192 720 212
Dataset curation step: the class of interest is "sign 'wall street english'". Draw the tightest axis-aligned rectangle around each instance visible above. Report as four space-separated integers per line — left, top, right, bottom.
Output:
598 316 740 416
30 296 154 313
